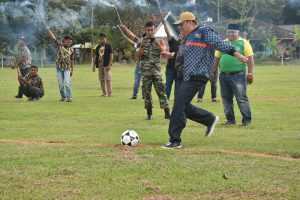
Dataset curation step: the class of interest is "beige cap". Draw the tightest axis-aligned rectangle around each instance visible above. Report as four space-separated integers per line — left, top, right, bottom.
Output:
174 12 196 25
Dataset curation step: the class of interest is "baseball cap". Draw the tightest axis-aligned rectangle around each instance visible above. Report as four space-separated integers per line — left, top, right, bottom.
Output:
174 12 196 25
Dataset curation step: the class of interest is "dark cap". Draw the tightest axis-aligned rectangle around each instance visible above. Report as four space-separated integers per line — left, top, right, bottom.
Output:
99 33 107 38
228 23 240 31
64 35 73 41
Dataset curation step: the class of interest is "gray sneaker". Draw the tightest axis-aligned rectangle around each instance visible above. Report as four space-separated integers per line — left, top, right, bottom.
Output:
222 121 235 126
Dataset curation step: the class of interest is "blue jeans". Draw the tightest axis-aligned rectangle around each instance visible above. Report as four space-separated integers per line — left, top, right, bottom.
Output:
219 70 251 123
197 70 218 99
168 80 215 143
165 67 177 99
57 68 72 100
132 64 144 97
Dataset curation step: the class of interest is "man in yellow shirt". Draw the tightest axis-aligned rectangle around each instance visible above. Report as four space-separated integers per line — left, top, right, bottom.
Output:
213 23 254 126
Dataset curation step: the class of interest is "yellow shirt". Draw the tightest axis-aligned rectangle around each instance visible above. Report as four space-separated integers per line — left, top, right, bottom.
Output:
215 37 253 58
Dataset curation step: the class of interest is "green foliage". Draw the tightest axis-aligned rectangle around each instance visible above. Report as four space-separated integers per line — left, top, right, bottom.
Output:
267 35 280 56
294 25 300 44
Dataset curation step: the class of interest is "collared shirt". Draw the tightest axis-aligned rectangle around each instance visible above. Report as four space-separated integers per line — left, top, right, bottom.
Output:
95 43 113 68
24 73 44 91
215 37 254 73
55 41 74 70
17 46 32 69
140 38 161 65
183 26 235 81
140 38 162 76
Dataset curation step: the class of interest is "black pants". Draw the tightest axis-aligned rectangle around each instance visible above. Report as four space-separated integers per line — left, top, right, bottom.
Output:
168 80 215 143
20 85 44 99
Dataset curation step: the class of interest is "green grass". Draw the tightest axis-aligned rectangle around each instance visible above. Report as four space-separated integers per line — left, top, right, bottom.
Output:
0 64 300 199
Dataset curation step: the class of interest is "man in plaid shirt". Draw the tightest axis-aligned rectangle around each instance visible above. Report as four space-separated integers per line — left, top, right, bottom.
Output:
161 12 248 149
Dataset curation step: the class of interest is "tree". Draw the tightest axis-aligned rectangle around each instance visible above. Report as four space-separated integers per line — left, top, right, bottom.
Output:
221 0 287 38
292 26 300 58
267 35 280 57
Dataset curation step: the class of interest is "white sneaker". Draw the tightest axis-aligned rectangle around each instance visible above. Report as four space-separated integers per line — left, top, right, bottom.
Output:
205 116 219 137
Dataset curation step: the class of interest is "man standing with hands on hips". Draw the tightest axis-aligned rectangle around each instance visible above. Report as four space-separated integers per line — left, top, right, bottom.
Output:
161 12 249 149
212 23 254 126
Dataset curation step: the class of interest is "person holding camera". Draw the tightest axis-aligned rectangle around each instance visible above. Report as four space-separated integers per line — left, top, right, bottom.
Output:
136 21 170 120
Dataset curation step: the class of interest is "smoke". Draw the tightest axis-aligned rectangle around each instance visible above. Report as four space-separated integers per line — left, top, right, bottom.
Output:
0 0 210 46
288 0 300 7
186 0 196 7
88 0 119 7
134 0 148 7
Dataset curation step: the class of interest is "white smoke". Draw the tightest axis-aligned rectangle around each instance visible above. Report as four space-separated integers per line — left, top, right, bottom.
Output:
186 0 196 6
288 0 300 7
134 0 148 7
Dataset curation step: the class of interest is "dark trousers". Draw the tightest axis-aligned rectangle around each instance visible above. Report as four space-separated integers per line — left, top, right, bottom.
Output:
168 80 215 143
197 70 218 99
19 85 44 99
165 67 177 100
17 68 30 97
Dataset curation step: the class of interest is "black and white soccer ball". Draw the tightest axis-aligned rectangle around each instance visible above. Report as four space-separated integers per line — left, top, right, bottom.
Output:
121 130 139 147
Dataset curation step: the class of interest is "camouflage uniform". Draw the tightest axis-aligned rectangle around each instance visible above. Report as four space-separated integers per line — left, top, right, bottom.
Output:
19 73 44 99
140 38 169 109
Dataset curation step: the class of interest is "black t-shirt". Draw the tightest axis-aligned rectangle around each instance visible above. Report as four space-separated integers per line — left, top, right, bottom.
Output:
95 43 113 67
166 37 180 69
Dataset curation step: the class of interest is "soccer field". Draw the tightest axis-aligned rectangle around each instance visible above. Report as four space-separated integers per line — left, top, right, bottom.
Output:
0 64 300 199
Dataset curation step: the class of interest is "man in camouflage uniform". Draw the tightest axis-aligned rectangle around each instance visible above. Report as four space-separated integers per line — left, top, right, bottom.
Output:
14 37 32 99
18 65 44 101
136 21 170 120
46 26 74 102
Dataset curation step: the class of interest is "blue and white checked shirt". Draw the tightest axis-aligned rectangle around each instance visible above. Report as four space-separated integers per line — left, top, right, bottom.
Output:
183 26 235 81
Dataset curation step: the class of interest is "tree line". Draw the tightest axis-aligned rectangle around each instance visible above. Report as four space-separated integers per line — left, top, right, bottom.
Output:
0 0 299 61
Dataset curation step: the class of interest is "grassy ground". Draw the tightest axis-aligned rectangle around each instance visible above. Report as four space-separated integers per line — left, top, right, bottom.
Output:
0 64 299 199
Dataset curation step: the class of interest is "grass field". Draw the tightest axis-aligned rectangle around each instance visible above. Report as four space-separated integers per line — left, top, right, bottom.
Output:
0 63 300 199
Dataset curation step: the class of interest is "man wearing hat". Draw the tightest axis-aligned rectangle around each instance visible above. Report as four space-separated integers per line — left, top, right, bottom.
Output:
161 12 248 149
14 36 32 99
212 23 254 126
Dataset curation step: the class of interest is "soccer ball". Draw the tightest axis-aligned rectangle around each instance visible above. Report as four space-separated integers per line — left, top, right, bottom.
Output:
121 130 139 147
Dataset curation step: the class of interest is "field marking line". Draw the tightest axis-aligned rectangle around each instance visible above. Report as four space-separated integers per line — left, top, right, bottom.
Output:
0 138 299 161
